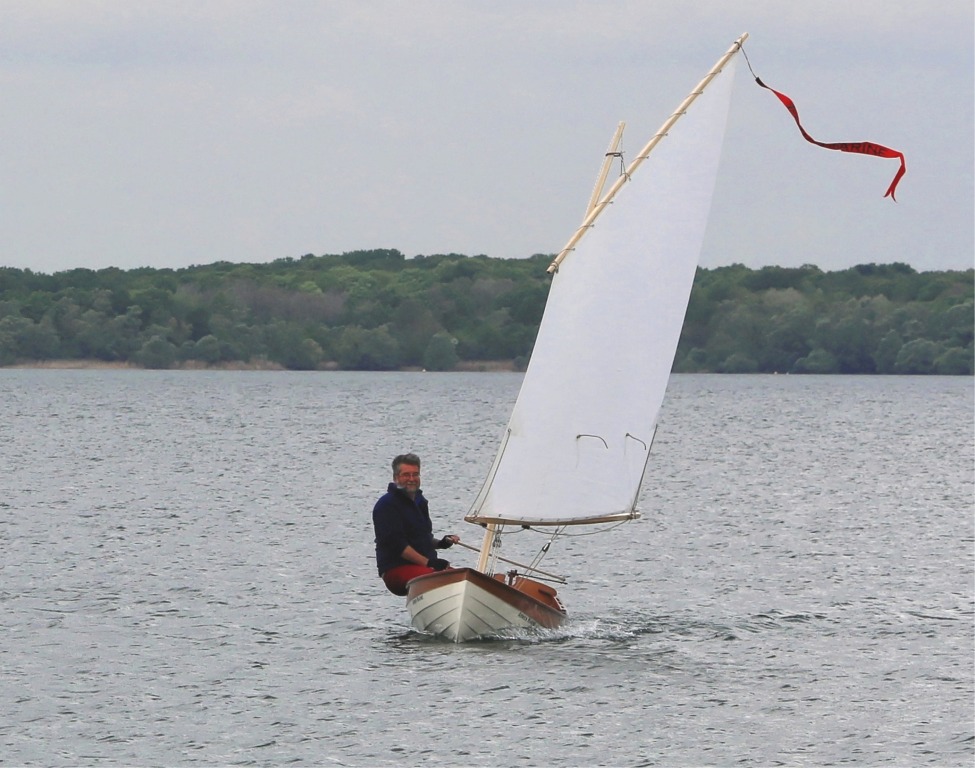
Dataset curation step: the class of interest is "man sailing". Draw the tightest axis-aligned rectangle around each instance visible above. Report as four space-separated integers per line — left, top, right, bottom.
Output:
372 453 460 596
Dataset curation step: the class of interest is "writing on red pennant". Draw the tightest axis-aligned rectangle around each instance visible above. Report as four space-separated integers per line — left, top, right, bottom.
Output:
757 77 906 201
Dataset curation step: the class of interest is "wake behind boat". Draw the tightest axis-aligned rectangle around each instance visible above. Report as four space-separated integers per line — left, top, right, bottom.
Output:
406 34 746 641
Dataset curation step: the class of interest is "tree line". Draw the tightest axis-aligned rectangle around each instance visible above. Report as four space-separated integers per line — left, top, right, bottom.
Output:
0 250 971 374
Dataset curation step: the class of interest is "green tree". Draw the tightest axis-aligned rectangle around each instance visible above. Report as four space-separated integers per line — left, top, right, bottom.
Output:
423 332 460 371
935 346 974 375
0 316 60 361
701 300 765 372
22 292 54 322
894 339 940 374
812 297 892 373
754 288 814 372
793 348 839 374
184 305 212 341
192 334 223 364
388 299 443 366
132 286 175 327
0 316 30 364
265 321 324 370
334 325 401 370
23 318 61 359
874 330 903 374
719 352 759 373
137 335 177 369
941 302 974 348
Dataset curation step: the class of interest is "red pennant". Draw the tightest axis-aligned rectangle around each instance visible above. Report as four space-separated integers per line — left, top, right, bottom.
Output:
756 77 906 201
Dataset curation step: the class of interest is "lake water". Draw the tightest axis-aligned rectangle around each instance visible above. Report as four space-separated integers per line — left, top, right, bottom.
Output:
1 371 972 767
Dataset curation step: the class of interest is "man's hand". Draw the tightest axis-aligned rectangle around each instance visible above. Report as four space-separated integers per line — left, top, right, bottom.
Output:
438 535 459 549
427 557 450 571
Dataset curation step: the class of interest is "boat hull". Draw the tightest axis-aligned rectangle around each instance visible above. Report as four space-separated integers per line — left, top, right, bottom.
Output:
405 568 566 642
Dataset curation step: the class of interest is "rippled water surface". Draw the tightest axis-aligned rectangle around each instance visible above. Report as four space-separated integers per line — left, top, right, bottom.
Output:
2 371 972 766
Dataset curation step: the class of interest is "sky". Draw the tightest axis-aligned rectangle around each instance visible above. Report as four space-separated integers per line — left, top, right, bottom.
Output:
1 1 972 275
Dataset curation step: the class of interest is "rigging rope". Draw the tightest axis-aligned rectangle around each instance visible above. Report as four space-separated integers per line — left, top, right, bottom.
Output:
516 518 636 539
607 149 628 180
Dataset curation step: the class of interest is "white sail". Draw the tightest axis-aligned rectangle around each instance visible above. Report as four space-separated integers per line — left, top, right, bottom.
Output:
467 56 739 527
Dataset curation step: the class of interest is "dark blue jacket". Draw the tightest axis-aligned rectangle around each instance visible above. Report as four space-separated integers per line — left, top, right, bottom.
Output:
373 483 437 576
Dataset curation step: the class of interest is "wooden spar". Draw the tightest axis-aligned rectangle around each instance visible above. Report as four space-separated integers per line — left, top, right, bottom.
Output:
475 523 497 573
458 540 566 583
585 122 625 217
547 32 748 274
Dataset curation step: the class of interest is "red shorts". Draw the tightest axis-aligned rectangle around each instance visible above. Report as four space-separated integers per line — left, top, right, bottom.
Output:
381 564 434 596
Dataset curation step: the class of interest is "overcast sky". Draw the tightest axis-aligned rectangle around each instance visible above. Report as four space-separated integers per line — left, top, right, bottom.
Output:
1 1 972 275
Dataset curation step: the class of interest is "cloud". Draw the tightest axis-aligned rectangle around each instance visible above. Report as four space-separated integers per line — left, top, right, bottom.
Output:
0 1 971 273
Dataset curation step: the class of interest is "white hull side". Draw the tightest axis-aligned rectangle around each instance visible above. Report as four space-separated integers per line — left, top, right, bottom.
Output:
407 576 547 642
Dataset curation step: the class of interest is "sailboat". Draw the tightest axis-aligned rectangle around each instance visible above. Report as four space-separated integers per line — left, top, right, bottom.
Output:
406 34 747 642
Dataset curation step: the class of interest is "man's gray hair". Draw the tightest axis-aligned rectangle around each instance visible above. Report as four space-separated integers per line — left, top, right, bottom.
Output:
392 453 421 474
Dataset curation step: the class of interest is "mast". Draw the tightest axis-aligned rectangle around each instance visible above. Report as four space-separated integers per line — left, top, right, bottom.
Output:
547 32 748 274
476 523 496 573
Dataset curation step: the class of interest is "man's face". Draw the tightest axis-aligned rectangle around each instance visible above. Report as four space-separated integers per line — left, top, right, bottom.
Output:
395 464 421 494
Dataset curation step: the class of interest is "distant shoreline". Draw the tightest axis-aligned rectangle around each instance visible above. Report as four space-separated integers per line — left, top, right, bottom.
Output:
2 359 521 372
